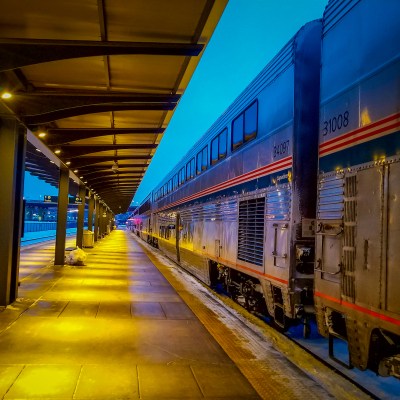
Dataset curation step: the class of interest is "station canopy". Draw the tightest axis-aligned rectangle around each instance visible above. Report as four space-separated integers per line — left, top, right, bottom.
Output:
0 0 227 213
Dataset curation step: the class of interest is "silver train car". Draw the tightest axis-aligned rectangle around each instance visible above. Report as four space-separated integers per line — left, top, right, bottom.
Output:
314 0 400 378
135 19 322 328
132 0 400 379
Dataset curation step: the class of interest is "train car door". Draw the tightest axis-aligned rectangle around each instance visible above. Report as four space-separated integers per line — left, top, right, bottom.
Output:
353 168 382 308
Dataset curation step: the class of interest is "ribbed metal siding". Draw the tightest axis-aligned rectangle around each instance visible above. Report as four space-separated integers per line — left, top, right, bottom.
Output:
266 185 291 221
179 199 237 223
342 174 356 301
317 173 344 220
323 0 362 36
237 198 265 266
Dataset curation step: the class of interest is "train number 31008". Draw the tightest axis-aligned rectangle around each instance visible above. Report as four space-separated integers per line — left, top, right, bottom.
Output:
322 111 349 136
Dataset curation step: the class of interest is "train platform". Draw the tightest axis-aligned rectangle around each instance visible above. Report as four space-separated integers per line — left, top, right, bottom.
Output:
0 230 367 400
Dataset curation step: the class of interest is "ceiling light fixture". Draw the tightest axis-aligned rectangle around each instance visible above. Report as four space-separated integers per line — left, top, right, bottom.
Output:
54 149 61 154
66 161 71 165
1 92 12 99
111 161 119 173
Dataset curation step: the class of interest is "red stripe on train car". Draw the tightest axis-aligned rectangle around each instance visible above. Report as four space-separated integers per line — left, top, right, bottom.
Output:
156 156 292 212
319 120 400 155
314 291 400 327
320 112 400 151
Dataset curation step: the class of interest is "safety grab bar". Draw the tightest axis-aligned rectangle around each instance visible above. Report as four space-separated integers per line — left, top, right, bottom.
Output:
314 259 342 275
272 251 287 259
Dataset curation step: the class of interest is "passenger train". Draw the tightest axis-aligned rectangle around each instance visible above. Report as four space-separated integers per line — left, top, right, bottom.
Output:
131 0 400 379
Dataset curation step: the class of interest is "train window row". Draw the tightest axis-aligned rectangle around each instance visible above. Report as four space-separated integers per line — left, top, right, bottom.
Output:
154 100 258 201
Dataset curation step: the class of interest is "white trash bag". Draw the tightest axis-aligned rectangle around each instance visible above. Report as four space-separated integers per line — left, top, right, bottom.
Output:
65 247 87 266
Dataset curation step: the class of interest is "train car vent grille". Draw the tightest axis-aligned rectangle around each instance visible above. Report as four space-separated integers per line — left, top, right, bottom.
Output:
342 174 357 302
317 173 344 220
266 185 291 220
237 197 265 266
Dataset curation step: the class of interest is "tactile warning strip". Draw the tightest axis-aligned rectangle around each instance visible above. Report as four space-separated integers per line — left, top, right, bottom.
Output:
138 239 370 400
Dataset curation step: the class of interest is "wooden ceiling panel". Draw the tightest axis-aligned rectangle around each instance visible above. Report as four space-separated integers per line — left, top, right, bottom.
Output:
0 0 99 40
105 0 208 42
108 55 186 91
112 110 167 127
22 58 106 90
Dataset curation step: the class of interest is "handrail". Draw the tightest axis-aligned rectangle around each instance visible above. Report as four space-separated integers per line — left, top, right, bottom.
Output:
314 258 342 275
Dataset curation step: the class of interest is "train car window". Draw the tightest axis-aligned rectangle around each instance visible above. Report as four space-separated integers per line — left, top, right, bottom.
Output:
168 179 172 193
186 160 191 180
186 157 195 180
196 146 208 175
178 167 186 186
190 157 195 177
201 146 208 171
211 128 228 166
196 150 202 175
231 101 258 151
219 128 227 159
244 101 258 141
232 114 244 150
173 174 178 190
211 136 218 165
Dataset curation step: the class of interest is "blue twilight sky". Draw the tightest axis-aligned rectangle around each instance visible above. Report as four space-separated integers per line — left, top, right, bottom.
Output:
24 0 328 205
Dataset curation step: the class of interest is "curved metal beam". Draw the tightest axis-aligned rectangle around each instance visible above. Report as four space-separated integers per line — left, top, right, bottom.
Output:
42 127 165 146
79 171 143 180
67 157 150 169
52 143 157 158
13 92 179 125
77 163 147 172
24 102 175 125
0 38 204 71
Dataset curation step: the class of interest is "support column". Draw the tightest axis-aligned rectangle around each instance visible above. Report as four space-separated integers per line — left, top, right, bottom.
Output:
76 185 86 248
94 197 99 242
54 166 69 266
88 192 94 231
106 209 110 235
99 203 105 237
0 118 26 306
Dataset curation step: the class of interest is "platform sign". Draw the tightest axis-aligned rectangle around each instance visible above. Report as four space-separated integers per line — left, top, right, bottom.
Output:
75 196 82 205
44 195 52 203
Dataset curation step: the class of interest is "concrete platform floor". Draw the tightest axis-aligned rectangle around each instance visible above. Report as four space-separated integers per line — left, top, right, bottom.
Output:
0 230 260 399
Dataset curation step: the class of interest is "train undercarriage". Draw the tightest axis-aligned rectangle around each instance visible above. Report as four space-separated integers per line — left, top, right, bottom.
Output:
209 260 313 337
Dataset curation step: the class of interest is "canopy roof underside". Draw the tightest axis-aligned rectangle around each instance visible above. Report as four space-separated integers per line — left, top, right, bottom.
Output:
0 0 227 213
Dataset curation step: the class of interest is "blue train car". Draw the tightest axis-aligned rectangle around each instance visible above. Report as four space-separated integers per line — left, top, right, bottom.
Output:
314 0 400 378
